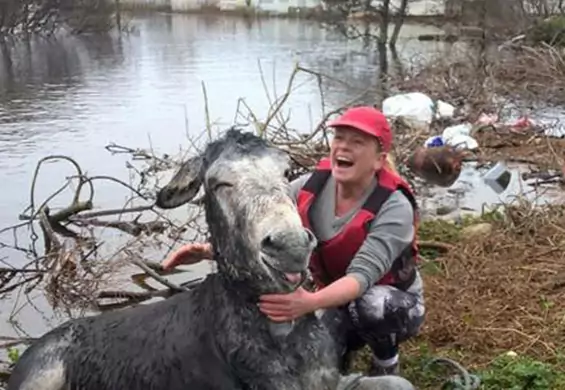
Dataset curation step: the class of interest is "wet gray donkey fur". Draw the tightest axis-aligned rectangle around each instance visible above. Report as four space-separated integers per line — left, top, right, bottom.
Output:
7 128 416 390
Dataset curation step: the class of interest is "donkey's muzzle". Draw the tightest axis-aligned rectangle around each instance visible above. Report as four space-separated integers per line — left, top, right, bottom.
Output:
260 228 317 271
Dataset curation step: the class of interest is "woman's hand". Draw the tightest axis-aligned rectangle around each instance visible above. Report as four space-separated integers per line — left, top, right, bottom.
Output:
258 287 319 322
162 242 213 270
259 276 362 322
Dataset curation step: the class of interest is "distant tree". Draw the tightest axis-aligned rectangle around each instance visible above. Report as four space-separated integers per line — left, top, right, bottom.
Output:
0 0 116 38
317 0 412 106
320 0 411 47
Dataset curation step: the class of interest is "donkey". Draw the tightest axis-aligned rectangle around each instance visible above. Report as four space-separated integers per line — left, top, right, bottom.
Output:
7 128 416 390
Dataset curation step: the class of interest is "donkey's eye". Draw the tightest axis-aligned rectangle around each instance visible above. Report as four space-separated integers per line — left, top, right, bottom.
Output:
211 181 233 191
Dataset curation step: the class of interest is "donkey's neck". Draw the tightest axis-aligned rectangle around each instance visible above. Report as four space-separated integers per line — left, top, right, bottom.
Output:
220 276 260 303
203 273 340 390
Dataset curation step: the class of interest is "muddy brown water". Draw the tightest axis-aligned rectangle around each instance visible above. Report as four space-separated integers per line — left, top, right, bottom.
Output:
0 13 563 353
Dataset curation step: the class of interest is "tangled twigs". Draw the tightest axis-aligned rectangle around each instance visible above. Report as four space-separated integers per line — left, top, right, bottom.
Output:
0 148 192 309
131 264 187 292
105 143 173 168
70 218 168 237
95 289 175 311
419 241 454 253
0 336 37 349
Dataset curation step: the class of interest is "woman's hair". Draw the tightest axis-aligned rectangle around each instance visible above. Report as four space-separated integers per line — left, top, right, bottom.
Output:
375 139 398 174
384 153 398 173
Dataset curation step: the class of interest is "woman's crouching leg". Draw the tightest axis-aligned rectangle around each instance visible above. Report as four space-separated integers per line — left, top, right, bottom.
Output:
347 283 425 376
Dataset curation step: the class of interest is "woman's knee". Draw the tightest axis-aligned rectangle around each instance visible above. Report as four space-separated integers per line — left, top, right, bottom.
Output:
348 285 424 337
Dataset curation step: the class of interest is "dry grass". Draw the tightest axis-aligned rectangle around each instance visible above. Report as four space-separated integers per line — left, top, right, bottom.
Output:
473 130 565 169
346 201 565 388
415 201 565 368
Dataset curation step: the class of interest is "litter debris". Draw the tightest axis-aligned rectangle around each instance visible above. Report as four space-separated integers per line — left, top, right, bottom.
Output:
442 123 472 141
407 146 464 187
382 92 435 128
476 112 499 126
436 100 456 119
422 123 479 151
424 135 445 148
511 115 534 130
441 123 479 150
482 161 512 194
446 134 479 150
475 110 540 134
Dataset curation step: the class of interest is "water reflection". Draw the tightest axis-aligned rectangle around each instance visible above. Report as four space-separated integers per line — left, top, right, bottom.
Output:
0 34 125 95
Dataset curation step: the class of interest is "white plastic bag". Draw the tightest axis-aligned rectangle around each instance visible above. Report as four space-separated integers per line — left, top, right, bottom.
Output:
442 123 472 142
382 92 435 127
445 134 479 150
436 100 456 119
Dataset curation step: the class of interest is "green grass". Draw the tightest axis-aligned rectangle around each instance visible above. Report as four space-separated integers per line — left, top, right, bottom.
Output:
350 343 565 390
529 15 565 47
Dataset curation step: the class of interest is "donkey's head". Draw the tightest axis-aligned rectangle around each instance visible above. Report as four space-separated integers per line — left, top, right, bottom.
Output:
156 128 317 295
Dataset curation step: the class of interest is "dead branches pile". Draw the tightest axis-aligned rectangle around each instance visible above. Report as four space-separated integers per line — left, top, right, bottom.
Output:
396 41 565 119
0 146 204 315
472 130 565 170
418 200 565 368
491 44 565 106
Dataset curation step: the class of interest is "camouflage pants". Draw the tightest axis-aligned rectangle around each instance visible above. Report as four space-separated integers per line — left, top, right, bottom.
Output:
323 284 425 369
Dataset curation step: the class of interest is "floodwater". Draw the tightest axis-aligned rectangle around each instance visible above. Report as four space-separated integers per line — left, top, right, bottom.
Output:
0 12 563 345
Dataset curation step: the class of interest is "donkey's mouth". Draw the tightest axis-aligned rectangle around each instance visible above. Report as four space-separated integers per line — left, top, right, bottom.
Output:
262 256 307 288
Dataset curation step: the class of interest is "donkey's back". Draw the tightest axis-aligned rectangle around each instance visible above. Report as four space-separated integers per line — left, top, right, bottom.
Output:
7 280 240 390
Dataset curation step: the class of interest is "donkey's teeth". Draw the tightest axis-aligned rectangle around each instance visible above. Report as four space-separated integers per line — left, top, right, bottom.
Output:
284 273 302 284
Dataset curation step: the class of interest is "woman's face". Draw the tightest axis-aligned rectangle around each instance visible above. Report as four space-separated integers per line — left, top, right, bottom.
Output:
329 126 386 186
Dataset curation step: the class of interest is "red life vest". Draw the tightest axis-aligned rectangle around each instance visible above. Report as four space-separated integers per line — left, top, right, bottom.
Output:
296 157 420 291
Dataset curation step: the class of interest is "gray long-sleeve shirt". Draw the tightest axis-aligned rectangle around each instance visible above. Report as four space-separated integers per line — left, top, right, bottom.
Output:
289 172 423 296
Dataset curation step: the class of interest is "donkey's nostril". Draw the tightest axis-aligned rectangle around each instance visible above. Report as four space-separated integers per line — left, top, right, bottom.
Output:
260 233 291 255
261 229 317 255
261 234 277 251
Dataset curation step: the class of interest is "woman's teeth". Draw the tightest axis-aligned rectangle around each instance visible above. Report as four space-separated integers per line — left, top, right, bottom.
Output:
336 157 354 167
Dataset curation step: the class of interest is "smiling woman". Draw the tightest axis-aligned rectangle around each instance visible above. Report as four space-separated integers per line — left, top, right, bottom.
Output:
278 106 426 376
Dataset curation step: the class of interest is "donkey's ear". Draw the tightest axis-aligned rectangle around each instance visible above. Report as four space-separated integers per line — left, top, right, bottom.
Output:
155 155 204 209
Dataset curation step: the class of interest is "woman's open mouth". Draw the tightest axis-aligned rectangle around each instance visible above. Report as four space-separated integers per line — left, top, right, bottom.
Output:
335 156 354 169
